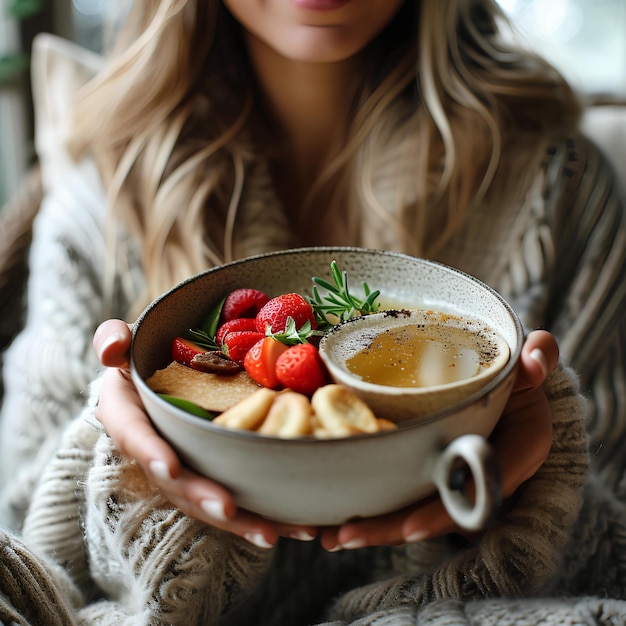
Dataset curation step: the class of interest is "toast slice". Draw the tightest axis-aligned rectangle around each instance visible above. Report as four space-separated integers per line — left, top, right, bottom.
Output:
145 361 260 413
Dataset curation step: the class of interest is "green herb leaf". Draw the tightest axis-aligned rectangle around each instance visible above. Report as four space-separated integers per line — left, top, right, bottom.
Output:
158 394 215 421
200 295 226 337
187 295 226 350
188 328 220 351
268 317 324 345
308 261 380 330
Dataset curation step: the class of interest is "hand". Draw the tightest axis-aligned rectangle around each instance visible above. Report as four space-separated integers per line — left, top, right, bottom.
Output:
318 329 558 551
93 319 318 549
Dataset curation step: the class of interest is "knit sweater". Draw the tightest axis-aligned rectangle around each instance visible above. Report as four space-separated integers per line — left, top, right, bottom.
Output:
1 40 626 626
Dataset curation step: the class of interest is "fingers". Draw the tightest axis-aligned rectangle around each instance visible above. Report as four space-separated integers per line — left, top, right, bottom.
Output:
495 330 556 497
492 385 553 499
96 367 185 479
319 495 456 551
516 329 559 390
93 319 132 368
167 488 317 548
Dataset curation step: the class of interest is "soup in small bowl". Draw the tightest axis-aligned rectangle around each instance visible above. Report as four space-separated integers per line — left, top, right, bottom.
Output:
318 308 511 422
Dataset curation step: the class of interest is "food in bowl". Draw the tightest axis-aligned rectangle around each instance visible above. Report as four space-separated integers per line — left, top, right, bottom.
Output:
342 312 506 387
211 385 396 438
142 260 508 436
144 260 399 438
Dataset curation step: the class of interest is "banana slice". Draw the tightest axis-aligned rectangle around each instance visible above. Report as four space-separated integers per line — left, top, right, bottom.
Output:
311 384 379 436
258 391 313 438
213 387 277 430
376 418 398 431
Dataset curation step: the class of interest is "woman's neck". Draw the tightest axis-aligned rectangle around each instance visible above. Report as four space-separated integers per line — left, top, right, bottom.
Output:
246 34 363 201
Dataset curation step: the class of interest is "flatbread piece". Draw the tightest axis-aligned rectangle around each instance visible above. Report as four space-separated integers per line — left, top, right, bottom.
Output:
145 361 260 413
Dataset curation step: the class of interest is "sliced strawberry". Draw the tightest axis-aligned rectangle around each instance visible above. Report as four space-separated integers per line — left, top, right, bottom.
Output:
222 330 265 365
244 337 289 389
221 288 270 322
275 343 328 396
172 337 206 367
216 317 258 346
255 293 317 334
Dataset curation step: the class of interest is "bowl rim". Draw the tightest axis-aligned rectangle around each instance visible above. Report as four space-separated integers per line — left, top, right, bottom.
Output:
130 246 524 443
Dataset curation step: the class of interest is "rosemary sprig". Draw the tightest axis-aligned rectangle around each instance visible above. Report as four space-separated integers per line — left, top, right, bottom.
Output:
309 260 380 330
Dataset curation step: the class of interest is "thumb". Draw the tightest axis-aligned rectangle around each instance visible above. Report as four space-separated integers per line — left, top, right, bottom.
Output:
93 319 133 368
515 329 559 391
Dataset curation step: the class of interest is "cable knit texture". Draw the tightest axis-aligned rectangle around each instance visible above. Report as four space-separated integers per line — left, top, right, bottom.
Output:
1 35 626 626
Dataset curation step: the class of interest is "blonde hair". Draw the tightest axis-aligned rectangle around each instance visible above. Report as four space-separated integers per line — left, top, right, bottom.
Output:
70 0 580 316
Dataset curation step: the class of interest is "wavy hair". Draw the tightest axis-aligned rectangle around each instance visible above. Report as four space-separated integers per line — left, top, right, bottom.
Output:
70 0 580 315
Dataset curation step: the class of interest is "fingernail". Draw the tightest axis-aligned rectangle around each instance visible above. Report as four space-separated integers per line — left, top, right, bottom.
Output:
529 348 548 378
327 544 343 552
93 323 108 341
200 499 228 522
149 460 174 481
244 532 274 549
289 531 317 542
404 530 427 543
97 332 125 361
340 538 367 550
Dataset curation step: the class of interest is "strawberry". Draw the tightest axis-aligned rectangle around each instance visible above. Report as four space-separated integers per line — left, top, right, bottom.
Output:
255 293 317 334
275 343 328 396
221 288 270 322
172 337 206 367
244 337 289 389
222 330 265 365
216 317 258 346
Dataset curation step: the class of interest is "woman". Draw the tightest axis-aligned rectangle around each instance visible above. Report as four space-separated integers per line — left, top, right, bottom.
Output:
0 0 624 624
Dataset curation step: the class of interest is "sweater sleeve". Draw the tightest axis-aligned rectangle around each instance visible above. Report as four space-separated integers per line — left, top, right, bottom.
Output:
542 136 626 486
0 158 117 530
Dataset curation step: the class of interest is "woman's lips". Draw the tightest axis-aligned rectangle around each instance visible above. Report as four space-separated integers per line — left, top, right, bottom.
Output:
292 0 351 11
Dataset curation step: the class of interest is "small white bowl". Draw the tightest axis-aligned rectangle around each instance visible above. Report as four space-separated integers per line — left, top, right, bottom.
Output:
318 308 511 422
131 247 523 529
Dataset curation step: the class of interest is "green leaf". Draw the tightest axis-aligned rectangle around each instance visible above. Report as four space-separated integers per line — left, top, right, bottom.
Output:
268 317 324 345
308 261 381 330
8 0 44 19
199 295 226 337
158 394 215 421
188 328 219 351
0 54 29 83
187 295 226 351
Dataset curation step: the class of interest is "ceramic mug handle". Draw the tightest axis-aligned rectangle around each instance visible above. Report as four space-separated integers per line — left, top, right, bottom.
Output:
432 434 501 531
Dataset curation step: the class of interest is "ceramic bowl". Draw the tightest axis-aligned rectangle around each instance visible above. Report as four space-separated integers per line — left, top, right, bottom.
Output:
131 247 524 529
318 308 511 422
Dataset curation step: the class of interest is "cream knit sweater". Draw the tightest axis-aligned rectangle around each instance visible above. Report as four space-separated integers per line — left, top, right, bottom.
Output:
1 38 626 626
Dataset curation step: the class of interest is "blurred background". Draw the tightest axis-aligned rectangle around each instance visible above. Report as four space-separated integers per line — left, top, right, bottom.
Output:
1 0 625 207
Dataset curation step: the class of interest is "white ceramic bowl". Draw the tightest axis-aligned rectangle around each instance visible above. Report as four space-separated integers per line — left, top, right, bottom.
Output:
318 308 511 422
131 247 523 529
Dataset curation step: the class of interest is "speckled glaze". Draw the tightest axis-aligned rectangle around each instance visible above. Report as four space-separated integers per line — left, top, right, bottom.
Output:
131 247 523 528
